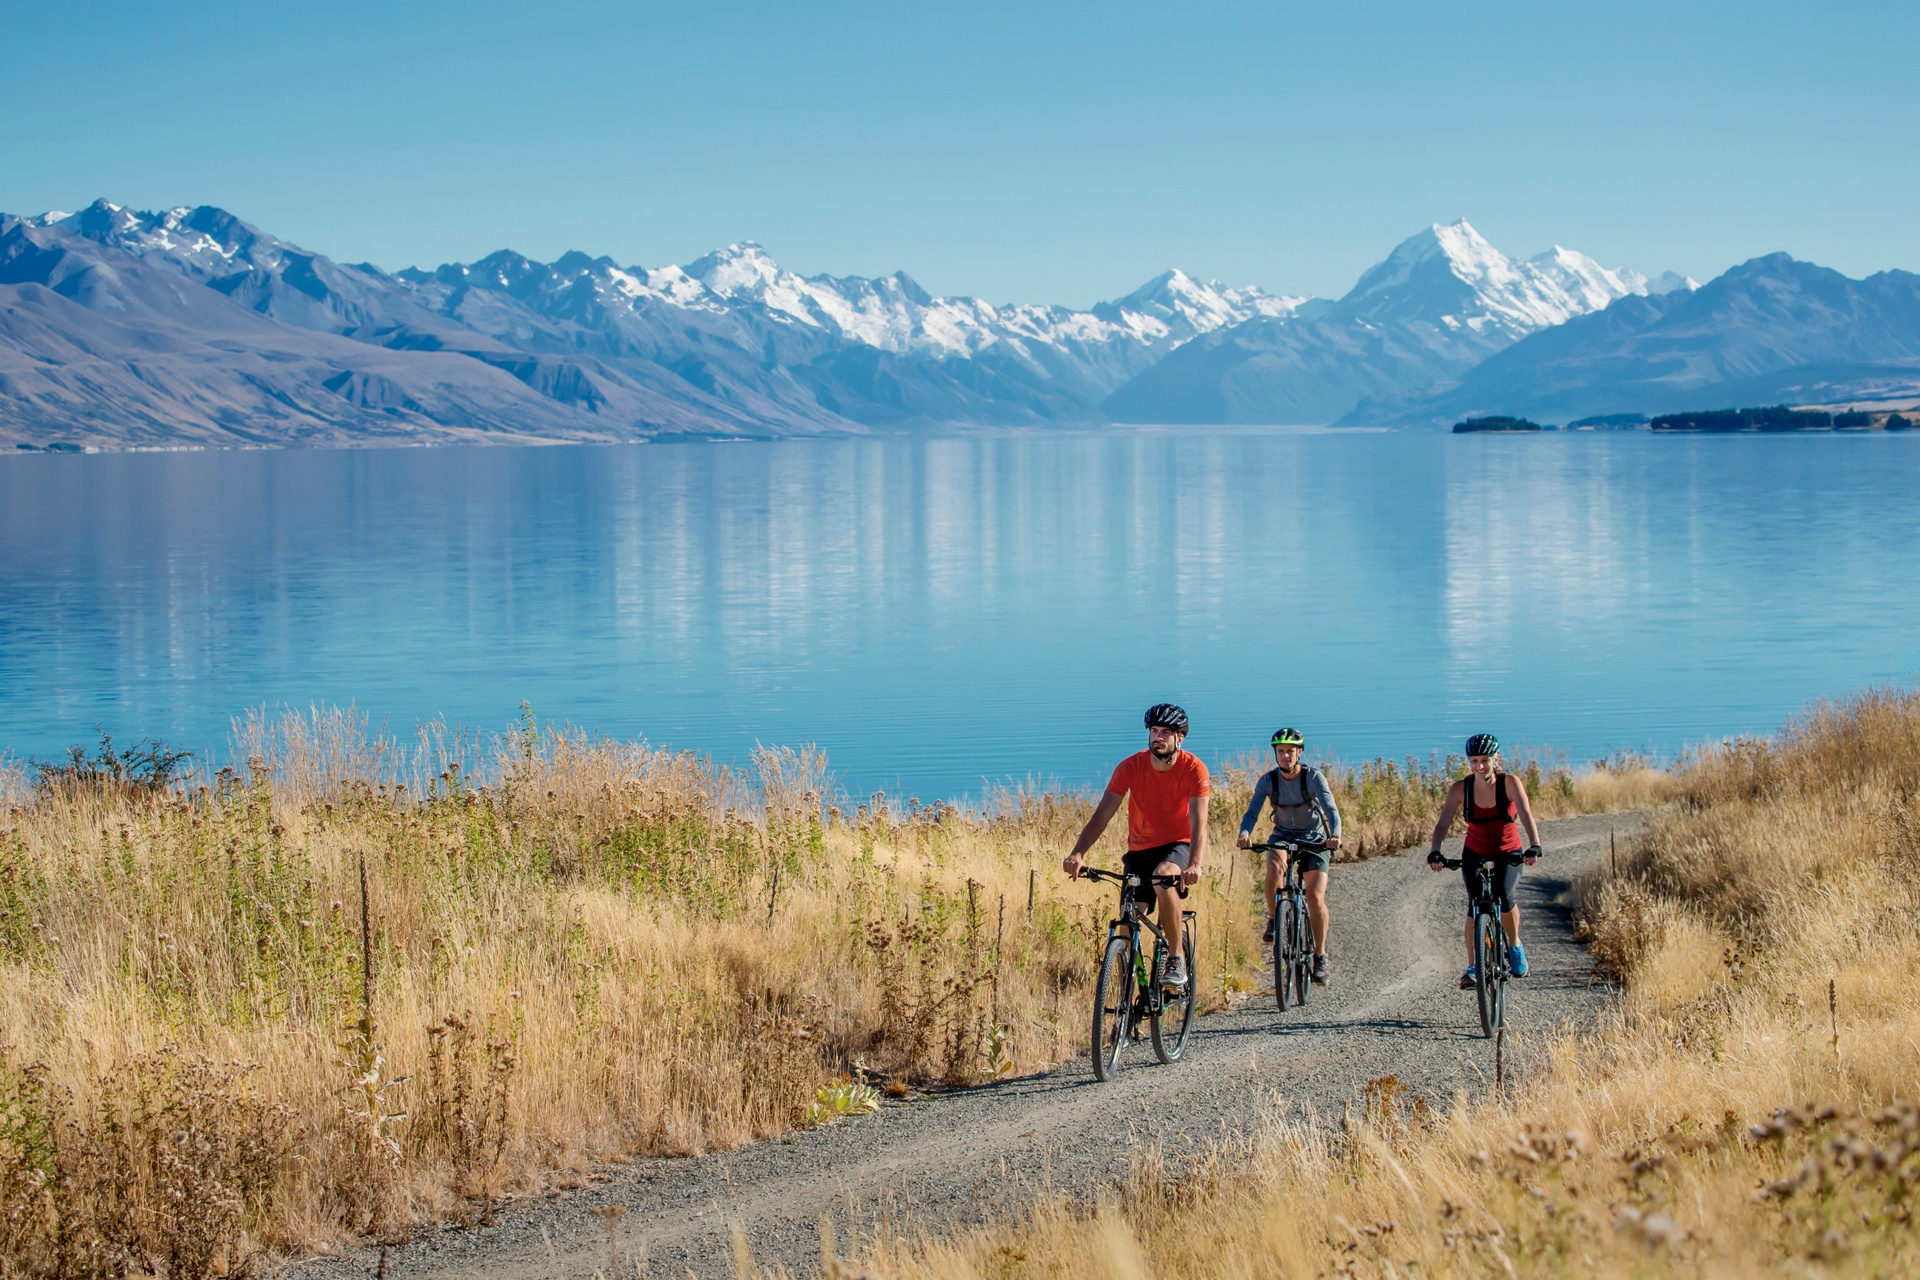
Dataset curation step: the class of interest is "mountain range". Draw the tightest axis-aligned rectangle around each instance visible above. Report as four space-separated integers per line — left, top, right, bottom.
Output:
4 199 1912 448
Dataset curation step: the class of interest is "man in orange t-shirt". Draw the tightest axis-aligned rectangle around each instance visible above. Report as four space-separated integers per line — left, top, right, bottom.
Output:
1061 703 1210 990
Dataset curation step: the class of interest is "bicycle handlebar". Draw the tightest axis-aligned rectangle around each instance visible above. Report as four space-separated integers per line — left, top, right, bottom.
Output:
1432 847 1543 872
1077 867 1189 895
1252 838 1329 854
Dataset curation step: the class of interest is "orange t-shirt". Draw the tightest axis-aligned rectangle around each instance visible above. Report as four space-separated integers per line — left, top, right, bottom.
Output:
1106 750 1211 851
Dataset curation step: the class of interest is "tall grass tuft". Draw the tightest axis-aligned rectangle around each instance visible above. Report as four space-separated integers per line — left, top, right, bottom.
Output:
0 707 1646 1274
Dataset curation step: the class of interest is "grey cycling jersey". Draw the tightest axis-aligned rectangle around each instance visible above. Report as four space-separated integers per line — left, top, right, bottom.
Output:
1239 764 1342 841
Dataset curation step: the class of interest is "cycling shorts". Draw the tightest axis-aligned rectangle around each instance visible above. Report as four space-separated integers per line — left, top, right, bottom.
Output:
1265 839 1330 875
1122 842 1191 912
1462 855 1523 914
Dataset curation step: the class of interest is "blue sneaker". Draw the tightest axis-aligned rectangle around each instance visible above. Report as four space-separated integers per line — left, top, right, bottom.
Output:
1458 967 1476 990
1508 942 1529 977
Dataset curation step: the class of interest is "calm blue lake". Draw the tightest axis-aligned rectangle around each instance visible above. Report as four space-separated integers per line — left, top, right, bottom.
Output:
3 430 1917 799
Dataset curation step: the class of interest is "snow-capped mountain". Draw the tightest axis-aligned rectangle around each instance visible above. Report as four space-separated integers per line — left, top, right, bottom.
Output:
1103 220 1663 425
1321 221 1649 335
1341 254 1920 427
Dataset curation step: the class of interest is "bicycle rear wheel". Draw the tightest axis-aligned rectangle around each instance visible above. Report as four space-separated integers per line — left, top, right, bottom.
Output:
1152 916 1197 1063
1273 897 1298 1011
1474 913 1501 1038
1092 936 1136 1080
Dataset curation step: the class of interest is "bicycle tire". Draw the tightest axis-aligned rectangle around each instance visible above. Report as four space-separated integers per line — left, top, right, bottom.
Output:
1293 897 1313 1007
1274 897 1298 1011
1151 916 1197 1062
1491 928 1508 1032
1092 936 1135 1080
1473 913 1501 1038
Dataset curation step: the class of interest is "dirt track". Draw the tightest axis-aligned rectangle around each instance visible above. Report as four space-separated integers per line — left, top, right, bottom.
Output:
295 812 1645 1279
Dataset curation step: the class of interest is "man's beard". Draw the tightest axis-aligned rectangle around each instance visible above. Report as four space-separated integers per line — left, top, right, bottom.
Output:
1150 741 1178 761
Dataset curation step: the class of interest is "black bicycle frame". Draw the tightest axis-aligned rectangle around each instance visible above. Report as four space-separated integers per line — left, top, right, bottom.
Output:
1082 867 1187 1007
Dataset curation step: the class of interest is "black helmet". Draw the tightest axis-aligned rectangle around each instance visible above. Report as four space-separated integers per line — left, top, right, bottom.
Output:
1270 727 1305 747
1465 733 1500 757
1144 703 1189 734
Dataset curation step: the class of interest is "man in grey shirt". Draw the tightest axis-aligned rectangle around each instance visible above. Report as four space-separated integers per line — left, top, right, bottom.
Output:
1235 727 1342 984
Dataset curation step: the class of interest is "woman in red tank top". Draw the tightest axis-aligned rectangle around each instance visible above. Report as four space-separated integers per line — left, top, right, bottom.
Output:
1425 734 1543 988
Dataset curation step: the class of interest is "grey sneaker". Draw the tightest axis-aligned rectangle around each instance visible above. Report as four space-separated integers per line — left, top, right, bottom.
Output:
1312 954 1330 985
1261 916 1277 945
1163 955 1188 990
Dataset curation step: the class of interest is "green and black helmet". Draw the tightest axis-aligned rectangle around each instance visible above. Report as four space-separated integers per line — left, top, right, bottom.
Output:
1270 727 1305 748
1465 733 1500 757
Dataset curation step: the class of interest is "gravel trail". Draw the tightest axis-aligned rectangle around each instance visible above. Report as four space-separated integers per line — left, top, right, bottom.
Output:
295 812 1645 1279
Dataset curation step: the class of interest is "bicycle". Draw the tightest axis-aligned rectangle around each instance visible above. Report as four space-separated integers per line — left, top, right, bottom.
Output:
1437 855 1515 1037
1077 868 1197 1080
1254 839 1322 1011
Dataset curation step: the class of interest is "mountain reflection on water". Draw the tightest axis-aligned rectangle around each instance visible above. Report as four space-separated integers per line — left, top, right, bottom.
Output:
2 430 1916 800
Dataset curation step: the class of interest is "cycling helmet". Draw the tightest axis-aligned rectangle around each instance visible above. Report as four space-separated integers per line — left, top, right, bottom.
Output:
1144 703 1190 734
1270 727 1305 747
1465 733 1500 757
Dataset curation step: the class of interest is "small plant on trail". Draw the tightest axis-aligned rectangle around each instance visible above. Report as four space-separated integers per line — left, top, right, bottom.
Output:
803 1079 882 1128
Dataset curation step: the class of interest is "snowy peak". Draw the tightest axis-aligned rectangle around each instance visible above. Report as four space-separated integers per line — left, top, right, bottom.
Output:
684 242 786 296
1096 269 1309 344
1526 245 1648 313
1338 218 1647 336
1647 270 1700 296
54 199 271 281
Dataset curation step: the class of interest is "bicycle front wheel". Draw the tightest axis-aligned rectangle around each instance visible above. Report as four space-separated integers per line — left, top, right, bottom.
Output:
1152 917 1197 1063
1473 913 1501 1038
1293 900 1313 1007
1092 936 1136 1080
1274 897 1298 1011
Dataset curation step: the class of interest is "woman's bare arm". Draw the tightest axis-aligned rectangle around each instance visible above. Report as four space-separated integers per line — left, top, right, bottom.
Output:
1428 780 1464 853
1509 774 1542 851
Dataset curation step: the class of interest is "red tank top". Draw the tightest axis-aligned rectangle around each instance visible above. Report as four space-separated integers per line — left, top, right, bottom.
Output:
1462 773 1522 856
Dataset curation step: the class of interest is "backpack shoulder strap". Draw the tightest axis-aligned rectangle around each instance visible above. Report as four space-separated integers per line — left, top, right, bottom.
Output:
1301 764 1328 824
1494 771 1510 815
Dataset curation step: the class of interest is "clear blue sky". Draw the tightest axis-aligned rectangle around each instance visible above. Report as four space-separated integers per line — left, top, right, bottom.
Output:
4 1 1914 307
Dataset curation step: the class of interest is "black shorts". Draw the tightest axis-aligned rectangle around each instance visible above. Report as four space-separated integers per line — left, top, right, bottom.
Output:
1462 856 1523 914
1122 842 1191 912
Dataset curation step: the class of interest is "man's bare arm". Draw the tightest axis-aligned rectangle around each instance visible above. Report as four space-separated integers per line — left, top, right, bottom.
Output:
1184 794 1208 885
1063 790 1125 876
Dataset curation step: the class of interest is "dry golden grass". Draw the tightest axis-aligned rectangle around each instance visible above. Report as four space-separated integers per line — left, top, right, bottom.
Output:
0 710 1647 1276
834 688 1920 1279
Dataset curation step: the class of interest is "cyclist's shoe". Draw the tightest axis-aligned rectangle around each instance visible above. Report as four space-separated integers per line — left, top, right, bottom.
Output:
1312 954 1330 985
1163 955 1189 990
1459 966 1477 990
1508 942 1529 977
1261 916 1277 945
